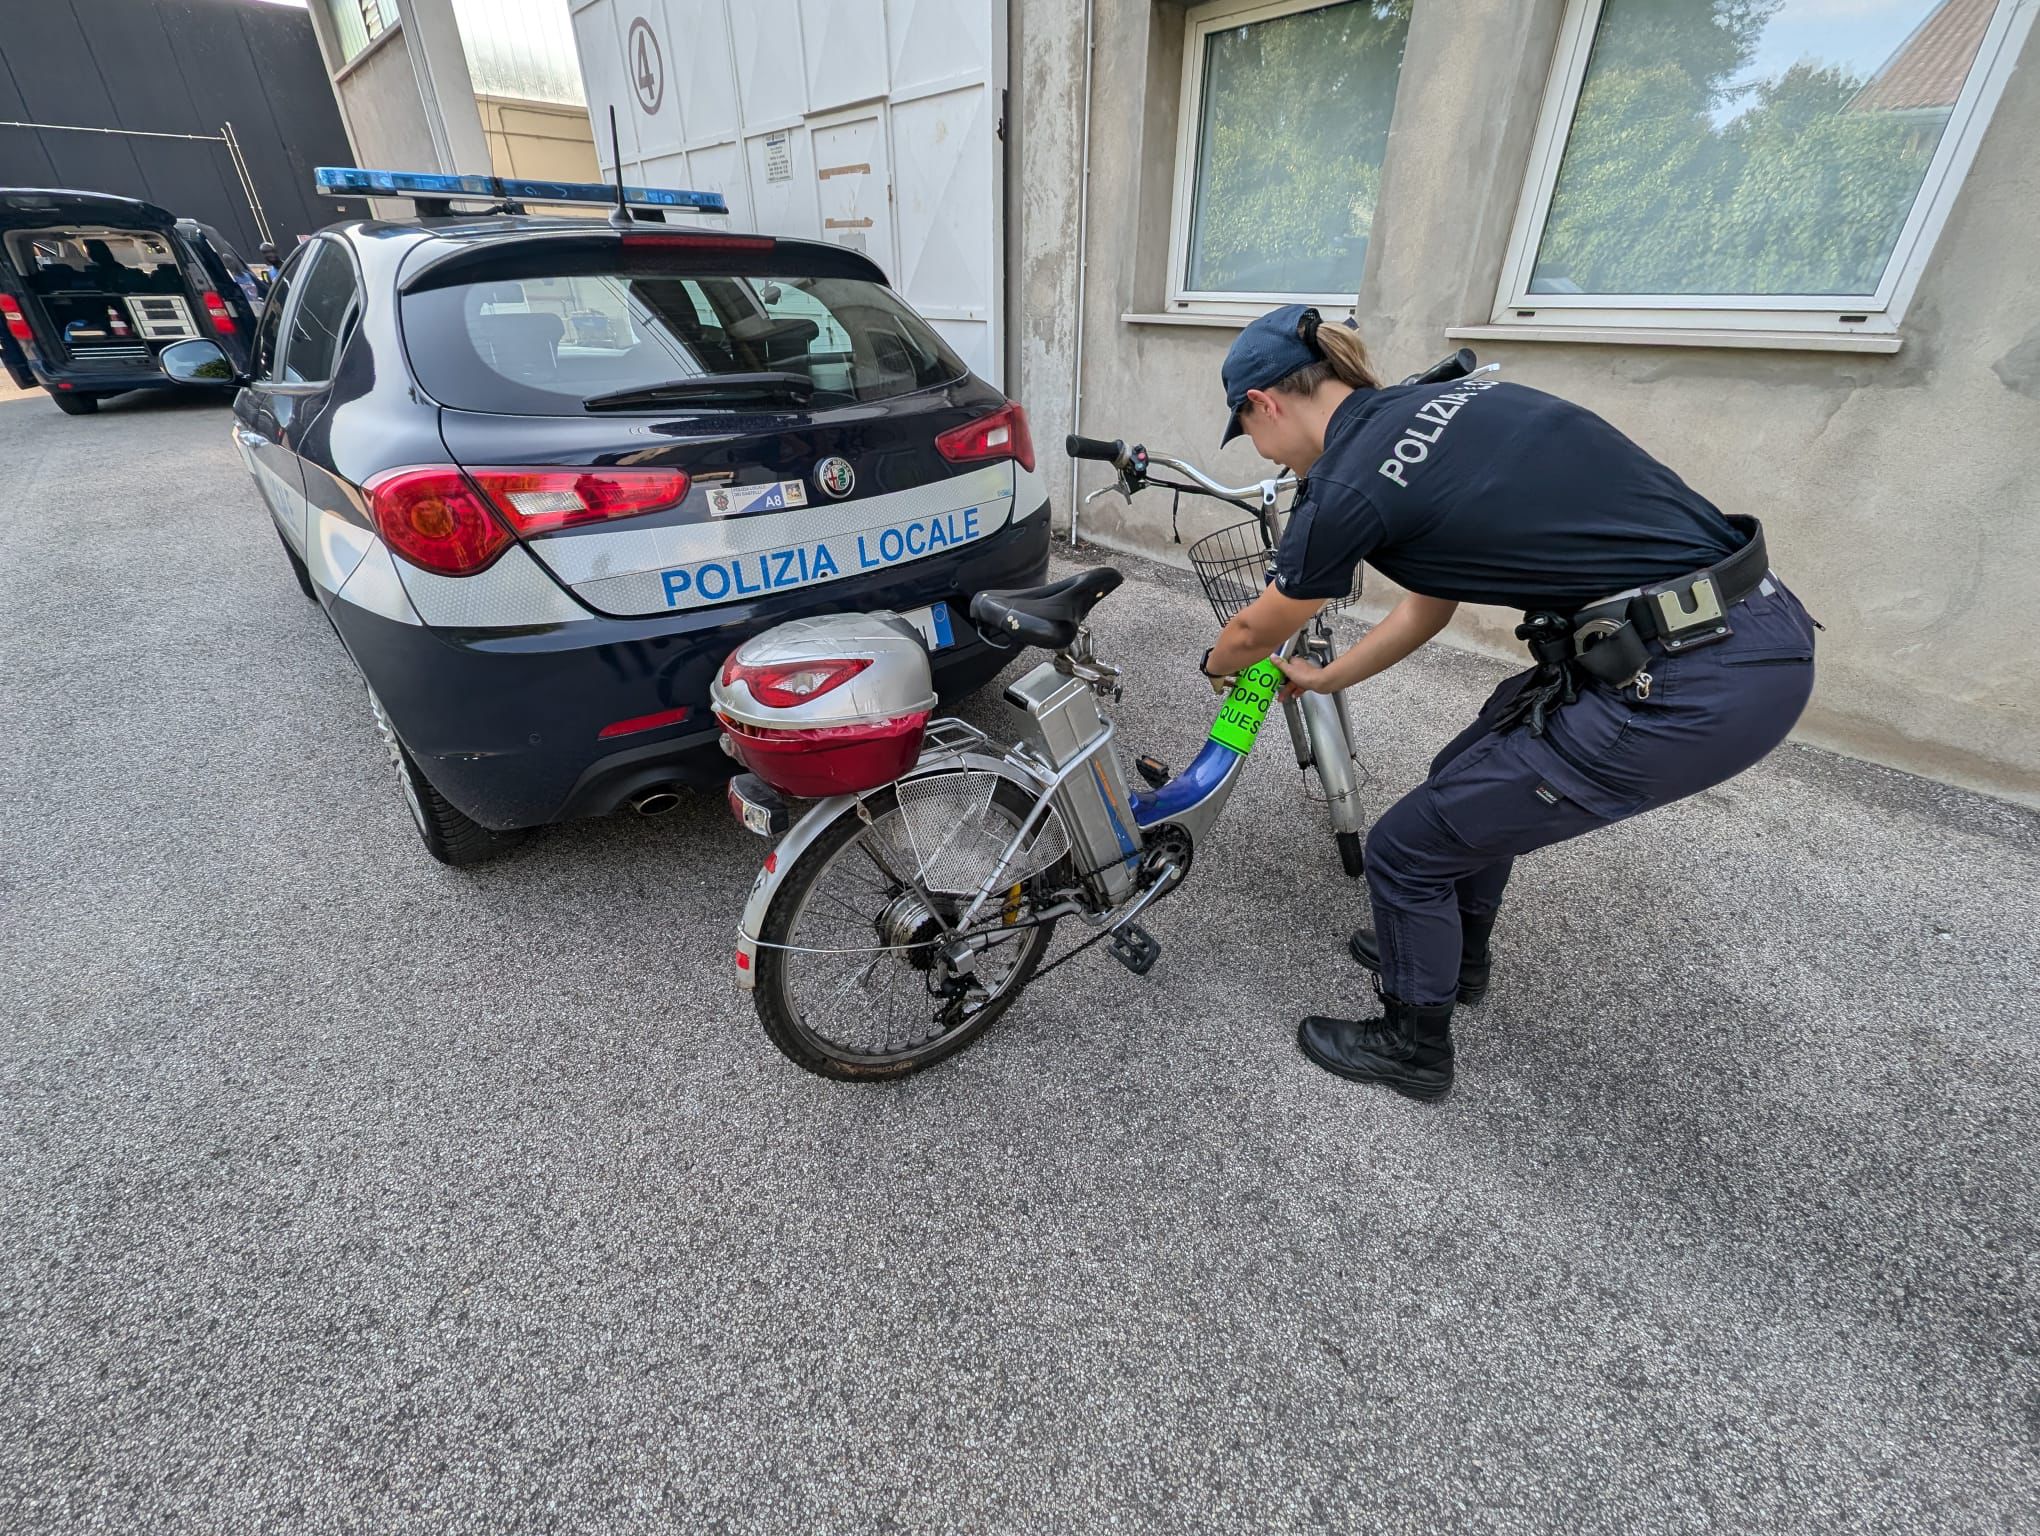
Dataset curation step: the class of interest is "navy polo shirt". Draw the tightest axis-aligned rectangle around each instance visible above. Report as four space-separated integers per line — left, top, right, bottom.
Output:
1273 380 1744 613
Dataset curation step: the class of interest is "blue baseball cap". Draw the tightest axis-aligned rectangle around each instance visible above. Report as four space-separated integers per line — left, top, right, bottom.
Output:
1221 303 1323 446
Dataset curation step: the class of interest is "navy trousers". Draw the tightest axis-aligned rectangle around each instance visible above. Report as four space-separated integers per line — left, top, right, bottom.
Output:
1366 582 1819 1008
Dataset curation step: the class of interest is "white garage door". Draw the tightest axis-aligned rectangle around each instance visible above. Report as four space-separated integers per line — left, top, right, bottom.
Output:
568 0 1006 383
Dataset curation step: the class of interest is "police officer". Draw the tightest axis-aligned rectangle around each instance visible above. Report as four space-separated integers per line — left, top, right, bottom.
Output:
1200 305 1816 1102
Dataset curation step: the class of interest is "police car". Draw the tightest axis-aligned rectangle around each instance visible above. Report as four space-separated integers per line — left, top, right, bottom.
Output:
158 168 1050 864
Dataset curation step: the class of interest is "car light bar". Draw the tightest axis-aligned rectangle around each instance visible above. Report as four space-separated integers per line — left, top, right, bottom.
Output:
315 166 728 214
497 176 724 212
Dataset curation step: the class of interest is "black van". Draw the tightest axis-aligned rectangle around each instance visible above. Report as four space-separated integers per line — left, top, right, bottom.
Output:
0 188 264 415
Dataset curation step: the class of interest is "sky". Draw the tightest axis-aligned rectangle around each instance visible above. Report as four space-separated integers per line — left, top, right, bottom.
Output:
1718 0 1949 117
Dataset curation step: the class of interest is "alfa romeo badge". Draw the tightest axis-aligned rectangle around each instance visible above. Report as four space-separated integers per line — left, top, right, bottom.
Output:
814 456 856 498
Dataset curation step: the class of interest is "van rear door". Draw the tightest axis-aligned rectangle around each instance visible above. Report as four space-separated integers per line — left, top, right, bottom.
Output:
0 190 200 379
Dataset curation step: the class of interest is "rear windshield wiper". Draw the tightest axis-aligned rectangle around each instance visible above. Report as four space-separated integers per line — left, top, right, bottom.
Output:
582 372 816 412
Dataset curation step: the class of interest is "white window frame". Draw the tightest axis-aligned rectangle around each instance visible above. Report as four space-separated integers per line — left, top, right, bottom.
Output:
1165 0 1397 319
1480 0 2038 347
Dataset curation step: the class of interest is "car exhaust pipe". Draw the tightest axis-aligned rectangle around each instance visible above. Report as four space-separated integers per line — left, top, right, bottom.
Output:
631 788 682 817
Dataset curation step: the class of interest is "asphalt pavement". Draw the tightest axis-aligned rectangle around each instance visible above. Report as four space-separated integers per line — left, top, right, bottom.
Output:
3 379 2037 1535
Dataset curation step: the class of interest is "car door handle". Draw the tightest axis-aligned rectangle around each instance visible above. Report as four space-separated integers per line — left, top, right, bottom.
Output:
234 428 265 447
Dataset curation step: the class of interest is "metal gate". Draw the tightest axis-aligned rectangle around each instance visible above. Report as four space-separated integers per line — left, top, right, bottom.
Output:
568 0 1006 381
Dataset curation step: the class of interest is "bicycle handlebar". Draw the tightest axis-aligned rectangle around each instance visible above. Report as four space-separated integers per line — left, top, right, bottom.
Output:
1399 347 1479 388
1065 434 1124 464
1141 453 1296 503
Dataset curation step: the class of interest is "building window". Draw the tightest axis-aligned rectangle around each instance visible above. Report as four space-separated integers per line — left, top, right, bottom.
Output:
1168 0 1411 314
1488 0 2035 343
326 0 395 66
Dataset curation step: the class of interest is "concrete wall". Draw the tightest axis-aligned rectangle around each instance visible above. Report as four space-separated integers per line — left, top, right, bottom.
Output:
304 0 494 219
1014 0 2040 807
303 3 594 215
320 27 441 178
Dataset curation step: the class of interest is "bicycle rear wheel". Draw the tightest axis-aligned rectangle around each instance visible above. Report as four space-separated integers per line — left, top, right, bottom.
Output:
753 776 1065 1081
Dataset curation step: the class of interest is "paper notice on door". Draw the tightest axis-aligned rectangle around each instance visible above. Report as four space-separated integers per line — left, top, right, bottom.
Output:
764 132 792 184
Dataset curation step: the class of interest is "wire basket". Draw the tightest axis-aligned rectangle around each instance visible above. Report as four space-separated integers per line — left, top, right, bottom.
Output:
874 771 1071 897
1186 519 1363 625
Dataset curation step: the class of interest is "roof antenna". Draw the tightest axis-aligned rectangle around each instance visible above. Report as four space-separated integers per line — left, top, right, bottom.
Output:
606 106 633 228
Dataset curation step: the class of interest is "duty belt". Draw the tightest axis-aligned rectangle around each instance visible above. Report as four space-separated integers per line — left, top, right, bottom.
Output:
1495 515 1770 737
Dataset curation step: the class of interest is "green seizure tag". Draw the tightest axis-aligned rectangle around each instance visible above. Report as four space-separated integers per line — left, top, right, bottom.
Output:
1208 657 1282 755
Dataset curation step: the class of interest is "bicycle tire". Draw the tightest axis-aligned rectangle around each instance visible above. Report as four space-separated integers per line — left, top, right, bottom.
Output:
754 779 1061 1081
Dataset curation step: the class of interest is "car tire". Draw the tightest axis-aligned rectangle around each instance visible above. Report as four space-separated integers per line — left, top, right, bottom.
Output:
276 525 316 600
369 689 526 867
50 391 101 416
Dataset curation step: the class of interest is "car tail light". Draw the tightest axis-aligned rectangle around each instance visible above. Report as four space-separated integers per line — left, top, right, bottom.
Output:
0 294 33 345
364 467 512 576
202 290 236 334
467 467 689 535
936 402 1035 473
718 655 872 710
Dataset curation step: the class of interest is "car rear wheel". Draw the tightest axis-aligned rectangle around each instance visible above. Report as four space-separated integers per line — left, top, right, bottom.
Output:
368 689 526 866
50 391 101 416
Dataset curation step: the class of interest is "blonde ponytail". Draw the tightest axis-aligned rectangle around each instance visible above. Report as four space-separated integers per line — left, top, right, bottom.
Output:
1313 322 1380 390
1269 312 1380 399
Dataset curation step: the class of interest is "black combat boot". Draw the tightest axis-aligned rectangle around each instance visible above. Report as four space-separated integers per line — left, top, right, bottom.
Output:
1347 911 1496 1006
1297 994 1455 1101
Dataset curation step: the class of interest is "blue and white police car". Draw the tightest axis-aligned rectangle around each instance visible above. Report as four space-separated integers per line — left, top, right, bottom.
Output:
159 168 1049 863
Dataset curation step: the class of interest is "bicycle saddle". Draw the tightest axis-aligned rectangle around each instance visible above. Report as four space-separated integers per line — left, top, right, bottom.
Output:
969 567 1125 649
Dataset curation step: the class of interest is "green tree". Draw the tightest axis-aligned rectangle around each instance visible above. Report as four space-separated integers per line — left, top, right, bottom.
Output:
1187 0 1410 294
1532 1 1951 297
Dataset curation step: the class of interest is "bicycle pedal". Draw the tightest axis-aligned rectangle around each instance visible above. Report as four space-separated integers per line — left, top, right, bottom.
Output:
1107 922 1161 976
1134 755 1172 789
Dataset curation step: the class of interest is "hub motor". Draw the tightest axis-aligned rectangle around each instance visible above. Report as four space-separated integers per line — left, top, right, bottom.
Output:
876 889 946 970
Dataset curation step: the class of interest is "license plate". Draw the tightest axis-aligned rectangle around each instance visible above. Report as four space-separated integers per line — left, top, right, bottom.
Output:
901 602 955 652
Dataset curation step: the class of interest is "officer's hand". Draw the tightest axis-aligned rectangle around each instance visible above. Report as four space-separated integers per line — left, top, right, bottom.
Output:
1271 655 1326 701
1199 647 1238 695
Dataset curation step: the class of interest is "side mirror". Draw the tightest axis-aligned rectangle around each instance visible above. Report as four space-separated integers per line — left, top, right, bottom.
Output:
159 338 240 385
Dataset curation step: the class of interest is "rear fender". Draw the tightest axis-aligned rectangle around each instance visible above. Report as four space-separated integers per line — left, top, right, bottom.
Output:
734 746 1043 989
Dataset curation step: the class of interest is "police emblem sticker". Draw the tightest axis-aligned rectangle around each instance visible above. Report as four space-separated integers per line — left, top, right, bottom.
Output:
707 479 810 518
814 457 856 498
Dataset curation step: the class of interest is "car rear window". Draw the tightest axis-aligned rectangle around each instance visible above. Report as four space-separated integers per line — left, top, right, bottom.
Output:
401 267 969 415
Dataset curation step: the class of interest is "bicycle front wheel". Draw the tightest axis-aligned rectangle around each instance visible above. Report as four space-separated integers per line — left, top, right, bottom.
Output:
753 777 1064 1081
